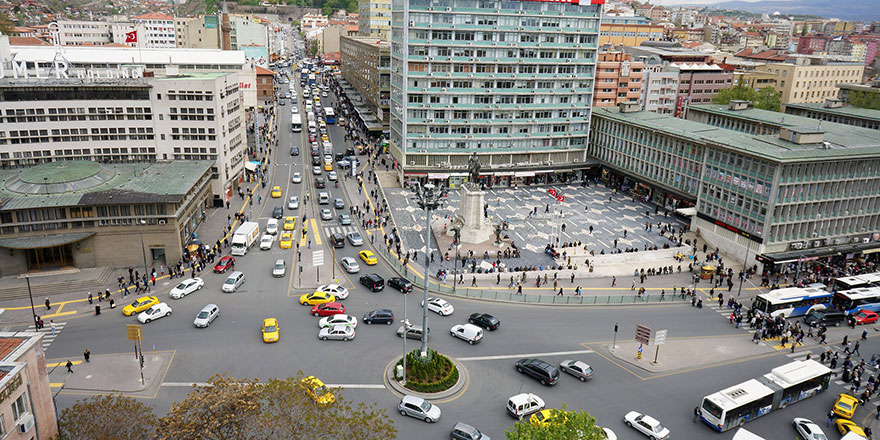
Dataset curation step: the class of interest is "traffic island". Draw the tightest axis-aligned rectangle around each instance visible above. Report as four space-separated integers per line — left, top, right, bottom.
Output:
385 348 467 399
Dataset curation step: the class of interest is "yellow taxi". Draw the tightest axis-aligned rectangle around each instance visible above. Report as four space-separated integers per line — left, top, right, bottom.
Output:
529 409 564 427
836 419 866 437
321 134 329 142
271 186 282 198
299 376 335 406
323 162 333 171
833 393 859 419
300 291 335 306
123 296 159 316
283 216 296 231
262 318 279 343
314 96 321 103
279 232 293 249
359 250 378 265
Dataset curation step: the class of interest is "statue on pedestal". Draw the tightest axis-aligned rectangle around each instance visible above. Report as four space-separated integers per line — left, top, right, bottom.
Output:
493 224 503 245
466 152 481 188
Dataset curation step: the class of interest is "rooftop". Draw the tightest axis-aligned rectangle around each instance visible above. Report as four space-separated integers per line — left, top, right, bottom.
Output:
343 35 390 49
594 106 880 162
0 338 24 361
0 160 214 211
132 12 174 20
784 102 880 123
9 45 247 67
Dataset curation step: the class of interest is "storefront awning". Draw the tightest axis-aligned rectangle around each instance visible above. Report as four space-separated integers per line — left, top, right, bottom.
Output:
0 232 95 250
676 207 697 217
244 161 260 172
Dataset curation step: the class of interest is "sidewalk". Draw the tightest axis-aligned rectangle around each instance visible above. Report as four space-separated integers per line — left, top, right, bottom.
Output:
48 350 173 395
604 334 774 374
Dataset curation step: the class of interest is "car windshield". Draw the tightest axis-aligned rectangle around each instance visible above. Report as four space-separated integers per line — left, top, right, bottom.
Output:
419 400 432 411
810 311 826 319
275 263 284 270
224 278 235 285
265 325 277 332
175 282 189 289
130 300 141 307
837 401 853 410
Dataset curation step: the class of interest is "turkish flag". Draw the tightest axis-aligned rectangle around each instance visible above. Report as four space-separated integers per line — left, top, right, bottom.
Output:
125 30 137 43
591 0 605 3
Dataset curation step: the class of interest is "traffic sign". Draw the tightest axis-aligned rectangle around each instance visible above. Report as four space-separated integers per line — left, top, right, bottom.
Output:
313 250 324 266
653 329 668 346
126 324 142 341
635 324 651 344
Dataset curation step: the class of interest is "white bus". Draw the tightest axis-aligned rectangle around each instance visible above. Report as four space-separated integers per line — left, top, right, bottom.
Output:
834 286 880 314
834 272 880 291
753 287 832 318
290 114 302 132
700 360 831 432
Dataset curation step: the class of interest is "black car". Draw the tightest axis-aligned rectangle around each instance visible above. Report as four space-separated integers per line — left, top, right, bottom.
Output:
272 206 284 219
289 146 299 156
345 147 356 157
315 177 326 188
468 313 500 330
312 156 321 166
330 233 345 248
514 358 560 386
388 277 413 293
804 309 846 327
363 308 394 325
360 273 385 291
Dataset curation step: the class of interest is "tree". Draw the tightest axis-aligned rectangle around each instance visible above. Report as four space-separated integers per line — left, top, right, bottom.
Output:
848 90 880 110
158 374 396 440
755 86 781 112
0 13 13 35
714 80 781 112
58 394 158 440
505 405 607 440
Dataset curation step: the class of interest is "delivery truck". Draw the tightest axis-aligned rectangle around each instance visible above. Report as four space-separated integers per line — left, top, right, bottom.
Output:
230 222 260 256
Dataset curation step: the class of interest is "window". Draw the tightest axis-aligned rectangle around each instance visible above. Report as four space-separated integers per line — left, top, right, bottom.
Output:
12 394 26 421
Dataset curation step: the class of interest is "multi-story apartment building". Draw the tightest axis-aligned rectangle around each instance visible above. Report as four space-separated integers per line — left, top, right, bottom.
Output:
227 14 269 52
784 100 880 131
674 62 734 111
175 16 223 49
390 0 601 187
796 35 828 55
56 20 113 46
591 102 880 268
640 68 679 114
302 13 329 28
594 51 643 108
0 332 58 438
754 56 864 104
340 35 391 128
599 16 664 46
130 13 177 48
358 0 391 40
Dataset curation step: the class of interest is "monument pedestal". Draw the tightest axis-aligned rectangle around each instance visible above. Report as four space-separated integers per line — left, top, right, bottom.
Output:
455 184 492 244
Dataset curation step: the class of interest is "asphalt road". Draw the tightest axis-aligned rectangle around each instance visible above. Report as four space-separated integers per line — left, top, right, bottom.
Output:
45 69 880 440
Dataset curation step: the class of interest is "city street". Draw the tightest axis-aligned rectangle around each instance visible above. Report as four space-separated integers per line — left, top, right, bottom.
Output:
27 67 880 440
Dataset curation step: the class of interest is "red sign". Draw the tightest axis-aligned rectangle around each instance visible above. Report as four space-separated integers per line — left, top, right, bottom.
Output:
521 0 604 3
548 188 564 202
548 188 556 197
125 30 138 43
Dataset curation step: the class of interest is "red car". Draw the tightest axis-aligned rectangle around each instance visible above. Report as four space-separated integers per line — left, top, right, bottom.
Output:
213 256 235 273
853 310 878 325
311 302 345 317
309 133 316 142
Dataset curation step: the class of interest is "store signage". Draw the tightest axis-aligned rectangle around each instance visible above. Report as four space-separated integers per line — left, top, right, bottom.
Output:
0 373 22 402
0 58 145 80
696 212 763 244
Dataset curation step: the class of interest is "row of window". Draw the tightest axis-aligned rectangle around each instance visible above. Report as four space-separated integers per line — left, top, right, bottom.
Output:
405 62 594 75
768 215 875 243
406 92 586 105
407 16 598 30
408 46 594 61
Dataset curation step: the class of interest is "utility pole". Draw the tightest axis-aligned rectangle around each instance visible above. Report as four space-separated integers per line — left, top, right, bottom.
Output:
413 183 447 358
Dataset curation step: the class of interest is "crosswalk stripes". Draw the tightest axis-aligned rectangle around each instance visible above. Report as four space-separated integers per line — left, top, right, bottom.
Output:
324 226 357 237
24 321 66 351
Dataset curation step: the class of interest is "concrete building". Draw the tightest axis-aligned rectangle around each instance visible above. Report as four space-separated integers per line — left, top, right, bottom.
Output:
754 57 864 104
302 13 329 28
796 35 828 55
390 0 602 187
0 332 58 439
591 102 880 268
340 35 391 130
56 20 113 46
358 0 391 39
0 160 214 274
784 100 880 131
594 51 644 108
175 16 223 49
227 14 269 54
130 13 177 48
674 62 734 111
599 17 664 46
640 68 679 114
837 82 880 105
317 25 357 55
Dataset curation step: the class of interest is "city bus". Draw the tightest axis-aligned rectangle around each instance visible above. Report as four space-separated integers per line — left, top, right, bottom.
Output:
834 286 880 314
753 287 832 318
700 360 832 432
834 272 880 292
300 69 308 81
308 73 316 85
324 108 336 124
290 114 302 132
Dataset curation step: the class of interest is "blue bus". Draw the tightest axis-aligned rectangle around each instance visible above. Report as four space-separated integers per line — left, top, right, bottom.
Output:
754 287 832 319
324 108 336 124
834 286 880 315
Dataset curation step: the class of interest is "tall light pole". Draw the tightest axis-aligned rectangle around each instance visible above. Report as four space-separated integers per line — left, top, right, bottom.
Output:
413 183 447 358
25 276 37 327
138 219 149 275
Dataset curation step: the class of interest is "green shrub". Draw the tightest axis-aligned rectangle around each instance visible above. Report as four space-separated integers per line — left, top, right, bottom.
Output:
395 349 459 393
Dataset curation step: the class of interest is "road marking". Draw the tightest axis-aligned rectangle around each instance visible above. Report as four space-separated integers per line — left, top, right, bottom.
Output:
161 382 385 389
310 218 322 245
50 383 64 388
46 360 81 368
458 349 594 362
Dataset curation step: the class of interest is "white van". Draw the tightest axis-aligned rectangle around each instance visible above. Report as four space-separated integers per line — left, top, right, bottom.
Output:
450 323 483 344
318 192 330 205
506 393 545 418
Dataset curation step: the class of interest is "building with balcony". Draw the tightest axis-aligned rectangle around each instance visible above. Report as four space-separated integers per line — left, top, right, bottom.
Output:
359 0 391 40
599 16 664 47
640 68 678 114
0 332 58 439
594 51 643 108
130 13 177 48
340 36 391 132
754 56 864 104
389 0 601 187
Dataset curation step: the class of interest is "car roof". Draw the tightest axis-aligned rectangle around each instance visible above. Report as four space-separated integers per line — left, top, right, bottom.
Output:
402 395 425 404
200 304 218 311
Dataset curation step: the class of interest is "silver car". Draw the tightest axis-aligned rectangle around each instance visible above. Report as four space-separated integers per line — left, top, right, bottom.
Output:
347 231 364 246
559 359 594 382
341 257 360 273
292 172 302 183
318 324 355 341
321 209 333 220
398 395 441 423
288 196 299 210
272 259 286 278
193 304 219 328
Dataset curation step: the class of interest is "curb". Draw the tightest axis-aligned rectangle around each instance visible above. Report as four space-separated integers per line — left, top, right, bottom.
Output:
384 354 467 401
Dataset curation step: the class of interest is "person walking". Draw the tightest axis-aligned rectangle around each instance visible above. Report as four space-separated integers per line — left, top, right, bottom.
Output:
693 406 702 423
66 360 74 373
828 410 835 427
854 341 862 357
611 276 616 287
50 320 57 336
83 349 90 363
87 292 93 304
45 297 51 310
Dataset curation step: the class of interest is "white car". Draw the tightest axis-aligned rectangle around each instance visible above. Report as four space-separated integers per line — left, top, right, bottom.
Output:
169 277 204 299
260 234 275 250
341 257 360 273
193 304 219 328
290 105 299 113
623 411 670 440
318 325 356 341
422 297 454 316
327 171 338 181
266 218 279 235
292 172 302 183
792 418 827 440
600 427 617 440
318 314 358 329
322 91 328 97
321 209 333 220
313 166 322 175
288 196 299 210
317 284 349 299
506 393 546 418
137 302 172 323
272 259 286 277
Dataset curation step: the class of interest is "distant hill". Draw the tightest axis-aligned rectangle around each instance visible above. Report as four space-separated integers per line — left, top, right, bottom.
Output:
705 0 880 21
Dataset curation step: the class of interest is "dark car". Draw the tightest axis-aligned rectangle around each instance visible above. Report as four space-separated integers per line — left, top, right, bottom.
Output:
290 146 300 156
334 198 345 209
514 358 560 386
330 233 345 248
213 256 235 273
804 309 846 327
312 156 321 166
388 277 413 293
468 313 500 330
272 206 284 219
363 308 394 325
315 177 326 189
360 273 385 292
345 147 356 157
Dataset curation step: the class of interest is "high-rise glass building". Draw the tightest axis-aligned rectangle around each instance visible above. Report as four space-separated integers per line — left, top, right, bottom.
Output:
390 0 602 187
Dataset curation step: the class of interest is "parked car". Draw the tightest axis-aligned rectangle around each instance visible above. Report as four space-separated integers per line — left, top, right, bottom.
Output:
468 313 500 330
559 359 593 382
363 308 394 325
623 411 670 440
388 277 413 293
137 302 172 323
514 358 559 386
398 395 441 423
169 277 204 299
193 304 219 328
318 314 357 329
316 284 349 300
318 324 355 341
311 302 345 317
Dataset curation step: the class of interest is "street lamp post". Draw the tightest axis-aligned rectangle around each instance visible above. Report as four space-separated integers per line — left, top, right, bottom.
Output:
413 183 447 358
25 276 37 327
138 219 149 275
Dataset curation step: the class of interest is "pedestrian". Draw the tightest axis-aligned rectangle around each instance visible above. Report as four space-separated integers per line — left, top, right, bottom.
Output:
612 276 617 287
863 329 869 341
693 406 701 423
50 320 56 336
45 297 51 310
471 277 477 287
828 410 835 427
88 292 93 304
83 349 90 362
557 288 563 296
66 360 73 373
855 341 862 356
